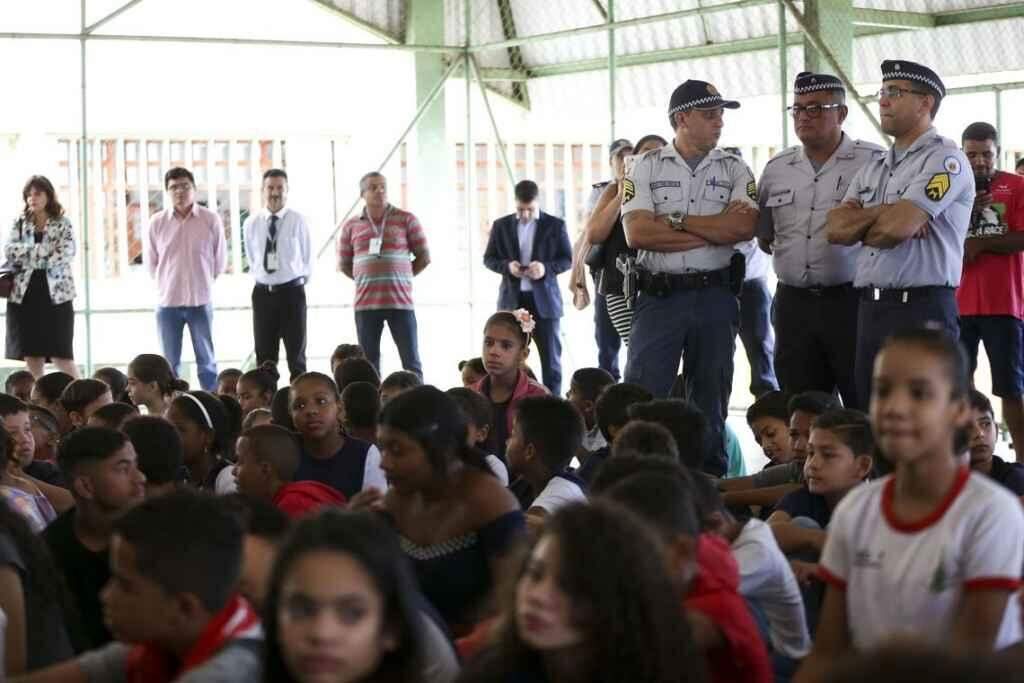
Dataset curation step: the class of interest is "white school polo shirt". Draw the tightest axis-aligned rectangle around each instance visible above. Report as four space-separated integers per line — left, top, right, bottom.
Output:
818 468 1024 651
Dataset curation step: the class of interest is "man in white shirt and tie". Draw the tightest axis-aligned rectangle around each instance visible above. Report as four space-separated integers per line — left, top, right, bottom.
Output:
243 169 312 380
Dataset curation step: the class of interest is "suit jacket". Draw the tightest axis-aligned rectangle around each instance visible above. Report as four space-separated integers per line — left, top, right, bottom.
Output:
483 212 572 319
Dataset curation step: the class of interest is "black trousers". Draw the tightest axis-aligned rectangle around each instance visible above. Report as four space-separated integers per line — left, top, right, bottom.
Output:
773 284 859 408
252 284 307 380
517 291 563 396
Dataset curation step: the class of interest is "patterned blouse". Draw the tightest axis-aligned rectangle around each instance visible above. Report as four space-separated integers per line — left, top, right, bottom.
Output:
4 215 77 305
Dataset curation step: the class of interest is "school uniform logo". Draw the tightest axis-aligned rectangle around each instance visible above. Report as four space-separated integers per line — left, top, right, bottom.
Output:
925 172 951 201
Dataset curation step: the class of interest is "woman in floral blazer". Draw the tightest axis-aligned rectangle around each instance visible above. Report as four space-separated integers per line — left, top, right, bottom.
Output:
5 176 78 378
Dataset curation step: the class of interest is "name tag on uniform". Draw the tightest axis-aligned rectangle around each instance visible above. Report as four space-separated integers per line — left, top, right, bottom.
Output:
266 250 280 272
368 237 383 256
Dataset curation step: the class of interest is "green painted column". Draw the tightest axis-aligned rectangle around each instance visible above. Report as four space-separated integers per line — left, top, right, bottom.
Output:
408 0 448 222
803 0 853 76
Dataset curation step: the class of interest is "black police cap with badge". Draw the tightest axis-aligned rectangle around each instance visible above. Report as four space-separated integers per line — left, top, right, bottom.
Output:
881 59 946 99
667 79 740 120
793 71 844 94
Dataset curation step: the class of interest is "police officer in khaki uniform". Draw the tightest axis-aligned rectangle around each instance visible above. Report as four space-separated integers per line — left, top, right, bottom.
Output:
622 79 758 476
826 60 974 406
758 72 884 407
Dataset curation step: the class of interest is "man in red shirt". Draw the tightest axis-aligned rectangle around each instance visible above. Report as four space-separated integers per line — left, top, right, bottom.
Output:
957 121 1024 459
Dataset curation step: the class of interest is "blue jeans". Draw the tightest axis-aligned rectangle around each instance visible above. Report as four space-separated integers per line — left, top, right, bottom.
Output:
624 286 738 476
354 309 423 378
739 277 779 398
156 304 217 391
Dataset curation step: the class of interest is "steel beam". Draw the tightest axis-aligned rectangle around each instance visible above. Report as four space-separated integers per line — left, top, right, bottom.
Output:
935 3 1024 26
305 0 402 43
83 0 147 34
851 7 934 29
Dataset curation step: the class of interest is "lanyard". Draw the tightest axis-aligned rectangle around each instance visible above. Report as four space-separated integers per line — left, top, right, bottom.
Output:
367 206 390 237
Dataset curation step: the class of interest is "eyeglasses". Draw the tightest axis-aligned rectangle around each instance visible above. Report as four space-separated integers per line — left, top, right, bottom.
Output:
877 86 929 100
692 108 724 121
787 103 844 118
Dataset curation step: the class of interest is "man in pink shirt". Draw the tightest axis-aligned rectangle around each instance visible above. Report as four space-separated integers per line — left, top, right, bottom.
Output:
146 167 227 391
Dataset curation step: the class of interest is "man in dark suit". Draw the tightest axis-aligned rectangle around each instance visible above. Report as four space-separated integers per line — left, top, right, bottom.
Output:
484 180 573 395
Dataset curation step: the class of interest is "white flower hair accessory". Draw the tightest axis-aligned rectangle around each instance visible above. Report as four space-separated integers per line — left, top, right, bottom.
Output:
512 308 536 335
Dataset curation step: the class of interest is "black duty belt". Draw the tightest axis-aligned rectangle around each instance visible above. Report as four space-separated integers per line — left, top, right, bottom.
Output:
255 277 306 294
777 282 855 297
639 266 730 294
859 285 953 304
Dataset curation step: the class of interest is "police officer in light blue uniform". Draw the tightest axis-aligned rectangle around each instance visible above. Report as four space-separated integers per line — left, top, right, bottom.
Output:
826 60 973 407
621 79 759 476
758 72 884 407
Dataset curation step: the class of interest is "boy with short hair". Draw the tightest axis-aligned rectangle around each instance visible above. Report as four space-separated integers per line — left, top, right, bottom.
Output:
18 491 263 683
59 379 113 430
122 416 186 499
6 369 35 402
45 427 146 651
340 381 380 444
745 390 795 467
610 420 680 462
447 387 509 485
330 343 366 374
506 395 586 530
216 493 292 611
967 389 1024 495
233 424 346 517
379 370 422 405
215 368 242 398
576 382 652 481
628 399 711 472
566 367 616 453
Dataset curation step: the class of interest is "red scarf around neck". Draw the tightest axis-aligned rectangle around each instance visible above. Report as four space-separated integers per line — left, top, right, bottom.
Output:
124 594 260 683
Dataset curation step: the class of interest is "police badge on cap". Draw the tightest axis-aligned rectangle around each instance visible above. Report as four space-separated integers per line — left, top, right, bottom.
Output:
793 71 844 95
881 60 946 99
668 80 741 117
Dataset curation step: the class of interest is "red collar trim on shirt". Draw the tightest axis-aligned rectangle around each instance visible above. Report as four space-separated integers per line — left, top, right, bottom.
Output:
881 466 970 533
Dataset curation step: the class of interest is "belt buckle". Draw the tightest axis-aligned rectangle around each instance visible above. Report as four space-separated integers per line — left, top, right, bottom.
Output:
872 287 881 301
807 286 824 296
902 290 909 304
267 283 278 294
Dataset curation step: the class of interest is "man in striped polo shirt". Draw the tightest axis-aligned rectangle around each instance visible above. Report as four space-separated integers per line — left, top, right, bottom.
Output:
338 172 430 378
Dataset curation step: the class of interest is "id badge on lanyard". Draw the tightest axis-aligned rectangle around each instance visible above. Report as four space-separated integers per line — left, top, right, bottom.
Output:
368 208 389 258
368 237 383 257
266 249 280 271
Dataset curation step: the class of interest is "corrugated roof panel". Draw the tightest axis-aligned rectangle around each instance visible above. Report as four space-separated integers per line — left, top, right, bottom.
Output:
328 0 406 41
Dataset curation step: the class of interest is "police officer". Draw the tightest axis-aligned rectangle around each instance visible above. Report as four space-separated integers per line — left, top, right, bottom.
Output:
622 79 758 476
758 72 884 407
826 60 973 407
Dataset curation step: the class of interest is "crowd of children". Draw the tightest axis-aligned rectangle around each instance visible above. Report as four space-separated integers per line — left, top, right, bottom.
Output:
0 311 1020 683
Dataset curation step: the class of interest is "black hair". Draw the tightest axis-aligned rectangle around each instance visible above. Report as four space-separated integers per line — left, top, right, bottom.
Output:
114 490 242 613
240 362 280 401
590 451 691 496
968 388 994 416
334 358 381 392
746 390 792 425
381 371 423 393
59 379 110 418
379 385 492 477
514 179 539 203
5 370 34 394
0 394 28 419
628 399 709 470
123 416 185 485
292 372 340 401
241 424 302 481
484 311 530 348
129 354 189 397
32 371 74 405
458 358 486 376
515 396 585 473
594 382 652 442
634 134 668 153
878 328 969 399
243 408 273 431
603 471 701 540
812 409 875 457
171 391 231 458
57 426 130 480
570 367 616 402
610 420 680 462
462 502 702 683
217 493 291 543
164 166 196 189
262 168 288 182
271 387 295 431
961 121 997 146
262 510 426 683
89 402 139 430
217 368 243 383
28 404 59 435
688 470 726 529
219 394 243 461
341 381 380 430
330 343 366 368
93 367 130 403
788 390 841 418
446 387 492 430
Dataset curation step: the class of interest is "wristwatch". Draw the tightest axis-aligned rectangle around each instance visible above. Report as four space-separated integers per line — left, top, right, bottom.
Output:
666 212 686 232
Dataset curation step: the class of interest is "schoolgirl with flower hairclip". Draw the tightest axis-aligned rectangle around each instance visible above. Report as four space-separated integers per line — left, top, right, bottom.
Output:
471 310 548 460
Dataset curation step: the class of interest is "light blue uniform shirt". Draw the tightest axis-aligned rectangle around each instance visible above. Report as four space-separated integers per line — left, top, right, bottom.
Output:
843 126 974 288
757 134 885 287
622 144 757 274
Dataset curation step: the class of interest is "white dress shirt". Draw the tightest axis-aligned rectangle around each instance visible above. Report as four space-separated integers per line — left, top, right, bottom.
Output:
518 216 537 291
243 206 313 285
